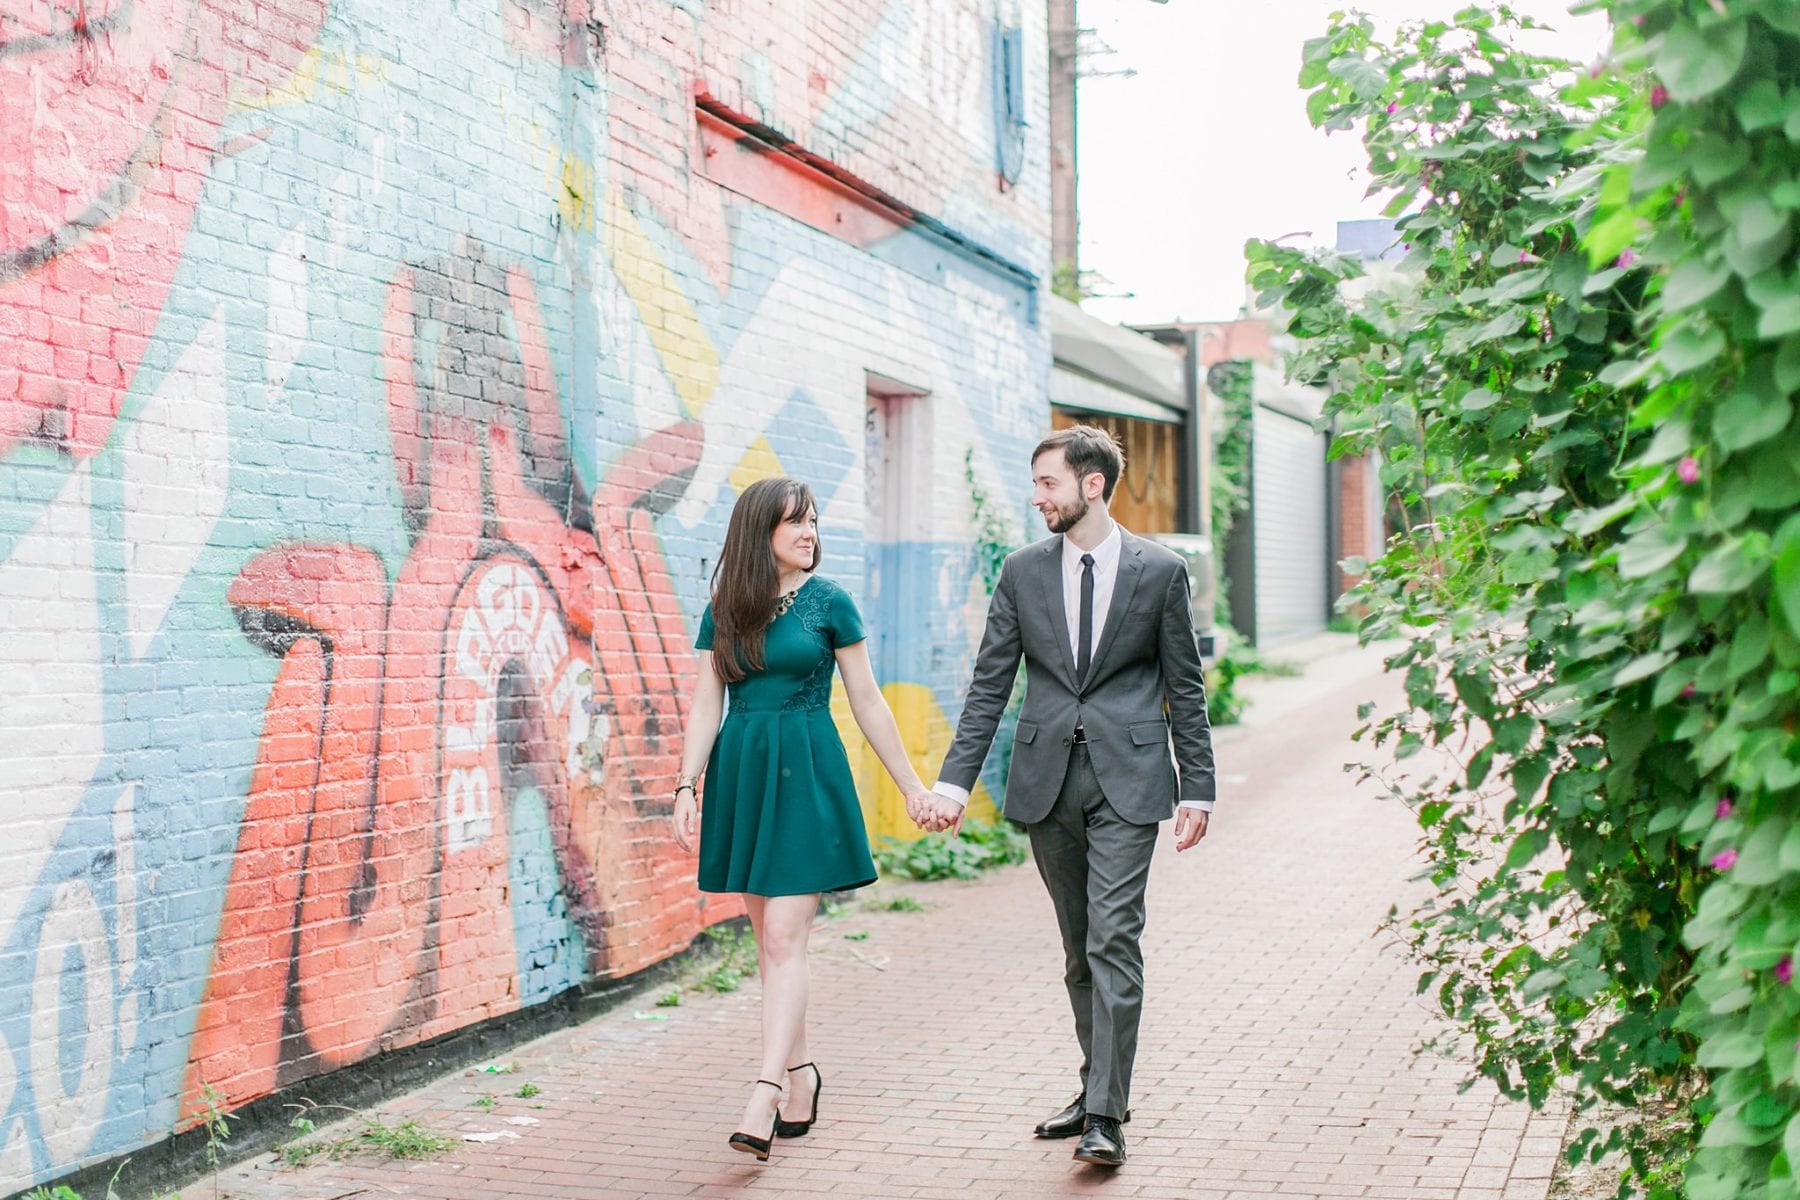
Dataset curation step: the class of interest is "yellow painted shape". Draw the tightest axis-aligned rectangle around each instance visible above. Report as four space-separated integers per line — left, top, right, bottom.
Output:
514 120 598 232
231 48 390 111
728 437 784 494
831 679 999 845
602 186 721 417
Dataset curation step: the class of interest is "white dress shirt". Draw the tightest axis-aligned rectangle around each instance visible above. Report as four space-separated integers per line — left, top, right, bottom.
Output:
934 521 1207 812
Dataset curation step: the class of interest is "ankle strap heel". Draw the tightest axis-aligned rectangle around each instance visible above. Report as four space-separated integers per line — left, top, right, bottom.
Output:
728 1079 784 1161
773 1063 823 1139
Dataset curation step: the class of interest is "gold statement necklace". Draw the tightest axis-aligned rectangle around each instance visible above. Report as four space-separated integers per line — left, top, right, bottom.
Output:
774 587 800 617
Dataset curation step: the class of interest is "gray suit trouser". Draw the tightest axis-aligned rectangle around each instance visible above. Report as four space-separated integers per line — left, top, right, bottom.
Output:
1026 743 1158 1120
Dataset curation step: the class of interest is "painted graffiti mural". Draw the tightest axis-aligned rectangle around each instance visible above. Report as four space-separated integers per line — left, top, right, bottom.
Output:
0 0 1048 1190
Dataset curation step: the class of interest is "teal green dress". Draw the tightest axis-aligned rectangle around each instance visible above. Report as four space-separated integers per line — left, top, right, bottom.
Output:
695 576 878 897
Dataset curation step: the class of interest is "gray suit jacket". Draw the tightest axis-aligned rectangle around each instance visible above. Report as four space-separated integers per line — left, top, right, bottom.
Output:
939 528 1216 825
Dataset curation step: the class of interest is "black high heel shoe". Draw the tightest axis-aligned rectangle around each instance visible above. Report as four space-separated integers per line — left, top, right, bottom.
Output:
728 1079 784 1161
774 1062 823 1137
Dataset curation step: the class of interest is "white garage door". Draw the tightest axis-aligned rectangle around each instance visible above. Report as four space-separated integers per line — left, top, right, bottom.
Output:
1252 405 1328 646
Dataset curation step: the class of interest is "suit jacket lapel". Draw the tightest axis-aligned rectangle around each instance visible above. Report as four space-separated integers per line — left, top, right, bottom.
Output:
1038 537 1078 686
1085 531 1144 688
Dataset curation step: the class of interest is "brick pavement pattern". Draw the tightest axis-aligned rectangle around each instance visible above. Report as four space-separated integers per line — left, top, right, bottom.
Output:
210 645 1565 1200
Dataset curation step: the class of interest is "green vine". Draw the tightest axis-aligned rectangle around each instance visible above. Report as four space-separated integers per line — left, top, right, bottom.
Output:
965 446 1028 783
1248 4 1800 1193
1207 360 1254 630
965 446 1015 597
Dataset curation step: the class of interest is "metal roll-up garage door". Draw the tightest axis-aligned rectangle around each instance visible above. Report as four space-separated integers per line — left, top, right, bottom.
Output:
1251 404 1328 646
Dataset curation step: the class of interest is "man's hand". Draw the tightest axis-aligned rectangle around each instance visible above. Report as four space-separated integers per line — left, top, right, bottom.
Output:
1173 807 1208 852
906 790 963 834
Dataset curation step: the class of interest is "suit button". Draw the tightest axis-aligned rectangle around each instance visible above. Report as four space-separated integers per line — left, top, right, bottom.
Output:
1062 736 1072 747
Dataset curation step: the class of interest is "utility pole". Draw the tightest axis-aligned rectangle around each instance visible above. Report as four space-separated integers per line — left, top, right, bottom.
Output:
1048 0 1079 293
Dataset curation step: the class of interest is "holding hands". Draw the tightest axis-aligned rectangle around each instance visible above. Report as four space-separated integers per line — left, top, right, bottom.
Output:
905 787 963 835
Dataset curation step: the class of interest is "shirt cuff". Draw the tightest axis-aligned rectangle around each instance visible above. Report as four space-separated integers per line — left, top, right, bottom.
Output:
1178 799 1213 812
931 782 971 810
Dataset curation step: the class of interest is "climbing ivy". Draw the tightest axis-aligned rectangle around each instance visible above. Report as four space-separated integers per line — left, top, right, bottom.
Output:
1207 360 1254 630
1249 3 1800 1194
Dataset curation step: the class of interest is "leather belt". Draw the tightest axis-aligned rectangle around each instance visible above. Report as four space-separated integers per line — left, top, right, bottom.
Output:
1070 726 1088 744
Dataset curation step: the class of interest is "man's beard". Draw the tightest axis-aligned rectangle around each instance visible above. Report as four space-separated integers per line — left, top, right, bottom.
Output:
1042 495 1089 533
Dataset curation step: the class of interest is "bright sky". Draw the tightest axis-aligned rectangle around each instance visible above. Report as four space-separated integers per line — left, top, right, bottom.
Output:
1075 0 1613 324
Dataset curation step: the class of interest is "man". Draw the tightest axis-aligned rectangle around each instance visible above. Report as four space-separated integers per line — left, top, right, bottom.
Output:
913 425 1215 1168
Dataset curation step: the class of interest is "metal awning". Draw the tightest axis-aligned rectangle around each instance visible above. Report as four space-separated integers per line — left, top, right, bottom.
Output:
1050 368 1183 424
1048 295 1185 424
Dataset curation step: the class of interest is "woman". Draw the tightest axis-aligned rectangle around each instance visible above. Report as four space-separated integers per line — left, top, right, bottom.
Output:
671 476 934 1162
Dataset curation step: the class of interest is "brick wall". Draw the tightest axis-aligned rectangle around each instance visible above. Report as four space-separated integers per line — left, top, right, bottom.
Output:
0 0 1049 1190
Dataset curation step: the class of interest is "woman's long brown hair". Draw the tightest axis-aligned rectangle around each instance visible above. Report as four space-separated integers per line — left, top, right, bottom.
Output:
709 477 821 683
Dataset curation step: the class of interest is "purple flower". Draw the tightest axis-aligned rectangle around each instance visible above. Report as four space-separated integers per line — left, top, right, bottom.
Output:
1713 848 1738 871
1615 249 1638 270
1777 957 1793 986
1651 83 1669 110
1678 456 1701 485
1385 102 1397 113
1680 683 1697 701
1716 798 1734 819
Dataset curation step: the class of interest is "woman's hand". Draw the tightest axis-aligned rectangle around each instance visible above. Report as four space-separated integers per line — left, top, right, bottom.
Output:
672 790 700 853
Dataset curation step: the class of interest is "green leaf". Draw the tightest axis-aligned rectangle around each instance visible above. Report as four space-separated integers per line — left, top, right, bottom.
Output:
1660 321 1727 374
1687 134 1751 187
1756 292 1800 339
1785 1113 1800 1188
1505 825 1550 870
1726 199 1795 279
1618 525 1687 578
1734 818 1788 886
1586 208 1640 270
1735 79 1787 131
1699 1032 1766 1069
1460 387 1501 413
1773 514 1800 637
1728 614 1771 680
1715 389 1793 452
1512 753 1550 807
1327 54 1386 100
1750 442 1800 509
1655 19 1749 102
1489 268 1549 302
1466 742 1496 791
1663 256 1732 312
1615 651 1677 686
1690 536 1769 595
1777 336 1800 393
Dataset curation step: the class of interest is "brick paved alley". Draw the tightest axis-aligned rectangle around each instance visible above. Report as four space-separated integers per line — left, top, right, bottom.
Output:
207 637 1565 1200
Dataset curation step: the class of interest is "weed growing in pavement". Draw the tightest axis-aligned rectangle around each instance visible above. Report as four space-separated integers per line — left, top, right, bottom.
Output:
515 1083 540 1099
873 819 1029 882
871 894 925 912
691 924 758 994
470 1093 495 1110
22 1162 151 1200
277 1102 454 1166
655 987 682 1007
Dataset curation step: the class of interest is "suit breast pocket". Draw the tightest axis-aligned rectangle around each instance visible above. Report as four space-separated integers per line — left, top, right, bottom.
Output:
1015 720 1039 745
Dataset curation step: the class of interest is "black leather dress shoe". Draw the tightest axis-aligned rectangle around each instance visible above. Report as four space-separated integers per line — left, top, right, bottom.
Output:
1034 1094 1089 1138
1034 1094 1132 1139
1073 1114 1126 1166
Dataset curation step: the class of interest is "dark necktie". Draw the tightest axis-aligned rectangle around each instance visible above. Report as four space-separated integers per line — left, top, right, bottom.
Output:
1077 553 1095 683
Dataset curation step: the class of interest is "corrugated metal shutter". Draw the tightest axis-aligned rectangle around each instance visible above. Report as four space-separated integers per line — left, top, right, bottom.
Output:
1252 405 1328 646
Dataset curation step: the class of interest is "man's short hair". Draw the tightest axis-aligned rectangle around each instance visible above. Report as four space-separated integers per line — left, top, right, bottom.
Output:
1033 424 1124 502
